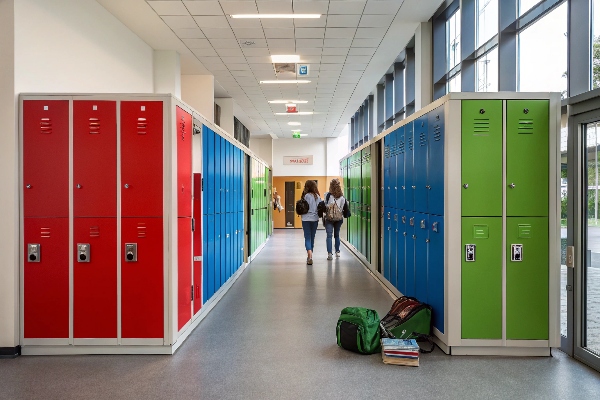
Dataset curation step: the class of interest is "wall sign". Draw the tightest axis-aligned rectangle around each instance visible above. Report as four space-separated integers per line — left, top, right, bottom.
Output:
283 155 313 165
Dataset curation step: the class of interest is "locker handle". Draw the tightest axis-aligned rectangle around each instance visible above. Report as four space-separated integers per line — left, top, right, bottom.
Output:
462 183 468 189
426 239 430 243
426 185 431 189
124 184 130 189
76 184 82 189
509 183 516 189
412 186 416 189
26 184 31 189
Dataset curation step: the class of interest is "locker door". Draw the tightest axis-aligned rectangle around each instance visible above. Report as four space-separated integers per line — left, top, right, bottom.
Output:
207 214 216 300
225 142 231 214
428 105 445 216
121 101 163 217
461 217 502 339
214 214 221 291
414 116 429 213
366 210 372 262
73 218 117 338
121 218 163 339
23 100 69 218
23 218 69 338
176 106 192 218
383 208 391 281
506 100 549 217
214 136 221 215
396 212 407 295
177 217 192 331
405 122 415 211
193 173 202 314
506 217 549 339
384 135 390 207
220 213 227 285
389 131 397 210
396 126 405 210
389 213 398 289
225 212 231 281
405 212 416 297
73 100 117 217
205 128 215 215
428 215 444 334
238 211 244 266
461 100 503 217
415 213 429 302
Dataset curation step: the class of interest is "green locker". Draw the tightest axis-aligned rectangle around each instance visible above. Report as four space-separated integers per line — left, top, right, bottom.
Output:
506 100 549 217
461 217 502 339
461 100 503 217
506 217 549 339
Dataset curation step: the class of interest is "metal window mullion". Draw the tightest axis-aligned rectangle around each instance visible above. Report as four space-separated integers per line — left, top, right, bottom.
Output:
394 62 406 117
377 83 385 133
368 95 374 139
568 0 591 97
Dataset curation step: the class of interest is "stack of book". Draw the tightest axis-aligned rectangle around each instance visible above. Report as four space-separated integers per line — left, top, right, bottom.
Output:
381 338 420 366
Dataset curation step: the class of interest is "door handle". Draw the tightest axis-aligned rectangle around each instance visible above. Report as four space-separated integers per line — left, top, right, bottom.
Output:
567 246 574 268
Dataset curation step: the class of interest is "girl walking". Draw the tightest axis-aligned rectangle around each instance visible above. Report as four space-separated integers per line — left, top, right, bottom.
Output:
300 180 321 265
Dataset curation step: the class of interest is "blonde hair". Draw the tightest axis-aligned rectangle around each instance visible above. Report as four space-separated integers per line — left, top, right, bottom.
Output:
329 178 343 199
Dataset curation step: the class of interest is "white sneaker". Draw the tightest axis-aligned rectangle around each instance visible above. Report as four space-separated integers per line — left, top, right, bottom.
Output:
327 253 333 260
335 252 340 258
307 258 313 265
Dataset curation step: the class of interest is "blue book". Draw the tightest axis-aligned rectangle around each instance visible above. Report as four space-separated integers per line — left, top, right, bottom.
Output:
381 338 419 350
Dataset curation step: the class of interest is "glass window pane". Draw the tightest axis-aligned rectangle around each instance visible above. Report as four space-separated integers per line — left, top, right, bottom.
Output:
592 0 600 89
518 2 567 98
477 0 498 47
476 47 498 92
560 112 567 339
520 0 541 16
447 73 461 93
447 10 461 70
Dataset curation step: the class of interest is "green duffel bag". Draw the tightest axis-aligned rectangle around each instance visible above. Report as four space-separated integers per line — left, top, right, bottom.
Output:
336 307 381 354
380 296 434 353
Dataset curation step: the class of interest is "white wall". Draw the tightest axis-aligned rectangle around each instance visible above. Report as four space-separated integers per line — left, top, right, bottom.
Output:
215 97 234 136
181 75 214 123
154 50 181 97
14 0 154 94
326 126 350 176
272 139 328 176
249 138 273 167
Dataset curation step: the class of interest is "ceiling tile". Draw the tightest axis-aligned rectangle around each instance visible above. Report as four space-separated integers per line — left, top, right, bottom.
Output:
256 0 293 14
260 18 294 28
359 14 394 27
245 56 271 63
326 15 361 28
294 28 325 39
355 27 386 38
296 47 323 56
325 28 357 39
227 17 262 28
319 63 343 71
345 55 372 64
148 1 189 16
239 39 268 48
242 47 271 56
323 38 353 48
321 47 349 56
348 47 375 56
220 1 258 15
266 38 295 48
193 15 229 28
264 28 294 38
318 70 341 78
293 16 327 28
351 38 381 47
250 63 277 71
292 1 329 14
201 27 236 38
162 16 198 29
231 70 255 77
300 56 321 63
364 0 401 15
232 28 265 39
183 38 212 48
183 1 223 16
328 1 366 15
174 28 205 38
216 47 244 57
208 38 241 48
192 47 219 56
321 55 346 64
228 63 252 71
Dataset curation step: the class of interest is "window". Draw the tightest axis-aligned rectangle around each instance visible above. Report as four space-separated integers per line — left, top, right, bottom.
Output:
476 47 498 92
593 0 600 89
447 10 461 70
518 2 567 98
477 0 498 47
448 73 461 92
520 0 541 16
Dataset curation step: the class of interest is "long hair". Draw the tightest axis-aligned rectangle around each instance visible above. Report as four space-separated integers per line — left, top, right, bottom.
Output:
329 178 343 199
302 180 319 199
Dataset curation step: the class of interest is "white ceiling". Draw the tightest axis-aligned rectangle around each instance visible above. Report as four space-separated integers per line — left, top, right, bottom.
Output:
96 0 444 138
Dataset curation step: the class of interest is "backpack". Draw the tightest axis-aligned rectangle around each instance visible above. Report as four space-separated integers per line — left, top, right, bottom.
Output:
336 307 381 354
325 193 343 222
295 196 309 215
379 296 434 353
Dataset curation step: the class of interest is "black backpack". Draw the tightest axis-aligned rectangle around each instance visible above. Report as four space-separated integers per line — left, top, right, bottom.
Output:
295 196 309 215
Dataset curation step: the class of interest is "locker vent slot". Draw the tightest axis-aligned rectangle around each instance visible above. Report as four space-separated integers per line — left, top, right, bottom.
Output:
472 118 490 135
384 145 390 159
433 125 442 141
137 117 147 135
40 118 52 134
398 140 405 154
88 118 100 134
419 132 427 147
40 227 51 238
518 119 534 134
408 136 414 151
90 226 100 237
137 224 147 238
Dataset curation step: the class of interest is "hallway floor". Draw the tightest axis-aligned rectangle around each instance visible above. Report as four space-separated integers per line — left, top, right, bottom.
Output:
1 229 599 400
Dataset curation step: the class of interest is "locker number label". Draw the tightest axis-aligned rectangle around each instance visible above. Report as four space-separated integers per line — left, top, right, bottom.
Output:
465 244 476 262
511 244 523 262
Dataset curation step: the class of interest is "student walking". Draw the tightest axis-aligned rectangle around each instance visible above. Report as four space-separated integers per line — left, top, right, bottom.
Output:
300 180 321 265
322 178 348 260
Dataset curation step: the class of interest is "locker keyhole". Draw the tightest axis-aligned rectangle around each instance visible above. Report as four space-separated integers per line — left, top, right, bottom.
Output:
29 254 37 261
126 252 134 261
79 254 87 261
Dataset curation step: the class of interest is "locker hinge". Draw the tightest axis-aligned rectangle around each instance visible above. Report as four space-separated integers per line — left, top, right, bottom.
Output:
202 178 204 191
192 218 195 232
191 285 194 301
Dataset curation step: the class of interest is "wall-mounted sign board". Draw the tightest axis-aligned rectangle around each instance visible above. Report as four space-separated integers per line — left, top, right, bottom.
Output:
283 155 313 165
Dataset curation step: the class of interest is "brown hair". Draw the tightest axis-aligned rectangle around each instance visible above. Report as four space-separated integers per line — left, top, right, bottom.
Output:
302 180 320 199
329 178 343 199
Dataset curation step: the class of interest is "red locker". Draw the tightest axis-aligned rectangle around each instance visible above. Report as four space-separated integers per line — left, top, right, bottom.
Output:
121 101 163 217
177 106 192 217
178 218 192 330
193 173 202 314
23 100 69 218
23 217 69 339
121 217 163 339
73 101 117 217
73 218 117 339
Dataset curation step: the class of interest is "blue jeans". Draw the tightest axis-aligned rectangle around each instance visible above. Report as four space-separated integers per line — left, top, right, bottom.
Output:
302 221 319 252
324 220 343 254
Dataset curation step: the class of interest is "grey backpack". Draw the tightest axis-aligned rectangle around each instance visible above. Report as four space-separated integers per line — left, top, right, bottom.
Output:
325 193 343 222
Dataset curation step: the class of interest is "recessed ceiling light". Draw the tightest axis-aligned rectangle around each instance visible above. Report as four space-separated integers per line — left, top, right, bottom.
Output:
291 129 302 132
300 134 308 137
288 122 301 126
271 55 300 63
260 80 311 84
231 14 321 19
269 100 309 104
275 112 314 115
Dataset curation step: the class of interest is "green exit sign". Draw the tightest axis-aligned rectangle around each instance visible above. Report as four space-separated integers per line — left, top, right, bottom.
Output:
292 132 301 138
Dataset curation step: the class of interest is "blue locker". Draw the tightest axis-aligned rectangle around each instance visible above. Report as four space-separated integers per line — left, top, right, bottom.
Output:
221 213 227 286
389 212 398 289
225 212 231 281
207 214 216 300
226 142 231 213
397 211 407 295
238 210 244 267
415 213 429 302
220 137 226 213
202 214 209 302
428 106 445 216
237 149 242 212
206 129 215 215
213 213 221 293
414 116 428 213
202 126 209 214
405 122 415 211
213 134 221 214
396 126 406 211
384 136 390 207
389 130 397 210
428 215 444 334
405 212 416 297
383 207 391 281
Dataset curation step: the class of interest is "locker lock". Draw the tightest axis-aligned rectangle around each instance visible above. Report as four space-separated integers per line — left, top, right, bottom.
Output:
463 183 469 189
27 244 40 263
26 184 32 189
509 183 516 189
76 184 82 189
125 243 138 262
511 244 523 262
426 185 431 190
479 109 485 114
523 108 529 114
77 243 90 263
124 184 130 189
465 244 476 262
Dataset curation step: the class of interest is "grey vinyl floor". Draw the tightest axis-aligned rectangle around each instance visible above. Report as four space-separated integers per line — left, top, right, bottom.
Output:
1 229 600 400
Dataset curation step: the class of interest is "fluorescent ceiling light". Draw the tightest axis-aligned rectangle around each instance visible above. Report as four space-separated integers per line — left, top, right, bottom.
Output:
291 129 302 132
271 55 300 63
299 134 308 137
288 122 301 126
269 100 308 104
275 112 313 115
260 80 311 84
231 14 321 19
